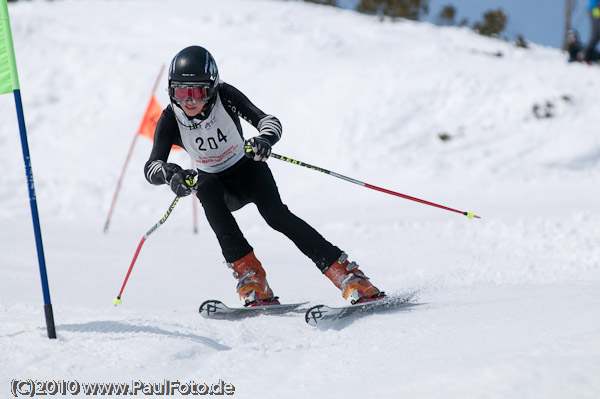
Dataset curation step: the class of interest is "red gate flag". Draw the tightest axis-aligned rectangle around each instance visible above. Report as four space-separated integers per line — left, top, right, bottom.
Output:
137 94 162 140
137 94 182 150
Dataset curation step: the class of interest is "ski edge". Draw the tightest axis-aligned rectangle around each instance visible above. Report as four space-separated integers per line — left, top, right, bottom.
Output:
199 299 308 320
304 293 418 327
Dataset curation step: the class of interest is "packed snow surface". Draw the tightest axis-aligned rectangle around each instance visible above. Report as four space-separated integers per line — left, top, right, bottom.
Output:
1 0 599 398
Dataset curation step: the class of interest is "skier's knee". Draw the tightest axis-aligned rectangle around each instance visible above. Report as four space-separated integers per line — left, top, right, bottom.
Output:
260 204 291 230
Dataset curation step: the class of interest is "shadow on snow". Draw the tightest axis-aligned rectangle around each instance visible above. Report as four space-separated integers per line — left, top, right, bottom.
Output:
58 320 231 351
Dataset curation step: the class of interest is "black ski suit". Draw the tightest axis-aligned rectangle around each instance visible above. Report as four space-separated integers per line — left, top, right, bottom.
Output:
144 82 341 271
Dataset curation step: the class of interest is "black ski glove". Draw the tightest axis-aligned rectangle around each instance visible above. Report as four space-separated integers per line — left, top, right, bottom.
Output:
145 160 183 185
244 137 271 162
170 169 198 197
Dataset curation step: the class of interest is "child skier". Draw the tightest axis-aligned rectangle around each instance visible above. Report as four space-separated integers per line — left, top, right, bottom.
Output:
144 46 383 306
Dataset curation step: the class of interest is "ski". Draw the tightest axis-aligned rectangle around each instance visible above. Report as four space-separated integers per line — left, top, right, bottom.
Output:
199 299 307 320
304 293 417 327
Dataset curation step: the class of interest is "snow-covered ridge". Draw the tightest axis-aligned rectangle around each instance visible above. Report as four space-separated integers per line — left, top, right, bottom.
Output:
1 0 598 220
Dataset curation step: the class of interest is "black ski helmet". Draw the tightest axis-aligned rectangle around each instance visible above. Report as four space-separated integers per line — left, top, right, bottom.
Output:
168 46 219 118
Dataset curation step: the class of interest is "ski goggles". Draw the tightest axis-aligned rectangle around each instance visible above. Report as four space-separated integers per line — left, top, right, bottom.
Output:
169 84 213 104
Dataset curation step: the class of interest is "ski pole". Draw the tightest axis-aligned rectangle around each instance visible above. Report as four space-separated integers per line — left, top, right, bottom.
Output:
113 172 197 306
270 153 481 220
113 195 181 306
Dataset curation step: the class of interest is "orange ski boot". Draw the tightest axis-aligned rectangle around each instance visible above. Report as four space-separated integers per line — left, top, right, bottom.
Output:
324 252 384 304
227 251 279 306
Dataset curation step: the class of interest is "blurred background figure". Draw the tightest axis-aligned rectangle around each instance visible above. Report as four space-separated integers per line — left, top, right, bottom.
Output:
566 28 586 61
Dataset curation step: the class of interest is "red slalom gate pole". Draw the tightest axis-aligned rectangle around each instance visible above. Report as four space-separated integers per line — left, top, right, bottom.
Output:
191 159 198 234
103 64 166 233
270 153 481 220
104 134 140 233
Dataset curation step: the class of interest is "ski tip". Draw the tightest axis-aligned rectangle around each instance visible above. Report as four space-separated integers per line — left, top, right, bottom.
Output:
199 300 225 319
305 304 327 326
199 299 223 311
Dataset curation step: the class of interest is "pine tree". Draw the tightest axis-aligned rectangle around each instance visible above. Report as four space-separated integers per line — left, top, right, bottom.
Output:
305 0 337 5
437 5 456 26
473 9 507 37
356 0 429 21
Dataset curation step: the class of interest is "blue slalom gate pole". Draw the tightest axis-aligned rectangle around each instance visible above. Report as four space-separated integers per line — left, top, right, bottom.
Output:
3 0 56 339
14 89 56 339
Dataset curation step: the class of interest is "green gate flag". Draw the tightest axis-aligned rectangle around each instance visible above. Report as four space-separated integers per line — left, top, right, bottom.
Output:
0 0 20 94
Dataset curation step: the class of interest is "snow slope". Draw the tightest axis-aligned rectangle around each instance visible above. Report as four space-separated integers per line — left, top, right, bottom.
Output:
1 0 599 398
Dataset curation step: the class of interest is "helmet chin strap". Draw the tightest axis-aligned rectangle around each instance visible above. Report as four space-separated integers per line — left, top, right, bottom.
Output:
172 102 203 129
171 94 217 128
